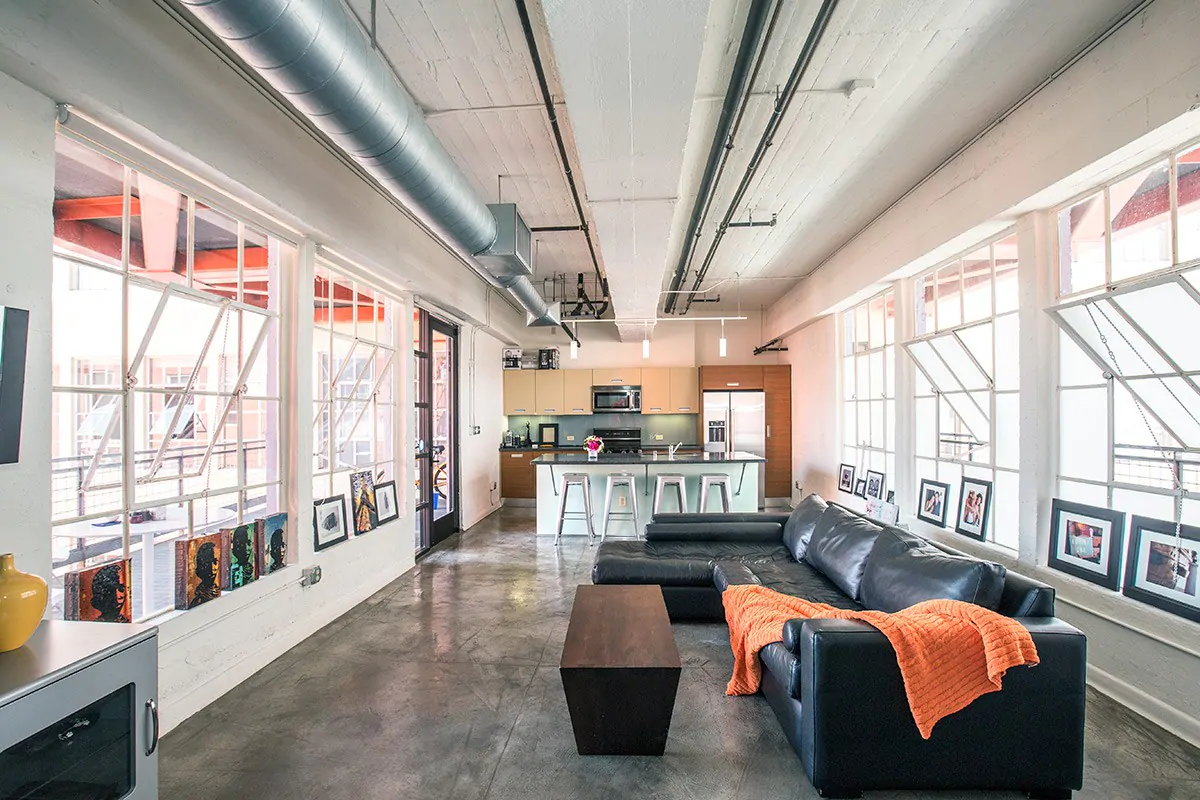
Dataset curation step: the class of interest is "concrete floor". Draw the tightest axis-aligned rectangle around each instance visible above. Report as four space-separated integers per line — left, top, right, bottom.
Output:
160 507 1200 799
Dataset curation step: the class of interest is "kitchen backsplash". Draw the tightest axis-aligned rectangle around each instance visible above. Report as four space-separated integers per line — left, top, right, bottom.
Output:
505 413 699 446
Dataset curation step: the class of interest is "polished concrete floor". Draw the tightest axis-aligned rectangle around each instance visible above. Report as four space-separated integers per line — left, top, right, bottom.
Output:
161 507 1200 799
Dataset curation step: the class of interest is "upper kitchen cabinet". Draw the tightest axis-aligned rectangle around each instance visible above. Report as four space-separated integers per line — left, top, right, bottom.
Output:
534 370 565 414
700 364 764 391
640 368 671 414
503 370 537 415
562 369 592 414
591 367 641 386
669 367 699 413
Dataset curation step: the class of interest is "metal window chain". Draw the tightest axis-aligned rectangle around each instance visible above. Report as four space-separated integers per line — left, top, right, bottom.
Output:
1083 304 1185 553
203 302 233 528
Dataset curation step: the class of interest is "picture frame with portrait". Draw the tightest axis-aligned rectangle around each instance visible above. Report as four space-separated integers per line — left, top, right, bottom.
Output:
1047 499 1125 590
1123 516 1200 623
313 495 349 552
838 463 856 494
955 477 993 541
854 479 867 498
916 479 950 528
376 480 400 524
865 470 886 501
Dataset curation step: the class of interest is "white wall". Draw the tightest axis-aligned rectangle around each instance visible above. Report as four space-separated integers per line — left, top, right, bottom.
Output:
0 72 54 583
781 318 838 504
460 325 504 528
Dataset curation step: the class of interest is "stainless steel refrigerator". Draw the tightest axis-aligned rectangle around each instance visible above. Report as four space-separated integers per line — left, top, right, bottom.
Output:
703 390 766 508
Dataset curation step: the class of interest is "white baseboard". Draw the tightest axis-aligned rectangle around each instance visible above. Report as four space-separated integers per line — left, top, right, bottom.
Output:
1087 664 1200 750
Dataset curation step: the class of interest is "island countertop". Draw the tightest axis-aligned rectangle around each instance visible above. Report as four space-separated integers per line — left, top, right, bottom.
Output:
531 451 765 465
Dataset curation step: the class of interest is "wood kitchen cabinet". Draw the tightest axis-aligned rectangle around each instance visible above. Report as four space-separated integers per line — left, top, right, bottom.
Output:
591 367 641 386
562 369 592 414
503 370 537 415
499 450 536 498
700 364 764 391
534 370 565 414
640 367 671 414
669 367 699 413
763 364 792 499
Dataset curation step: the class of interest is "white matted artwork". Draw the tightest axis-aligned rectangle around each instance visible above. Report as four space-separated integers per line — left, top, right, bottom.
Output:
376 480 399 524
1123 516 1200 622
313 495 349 552
1047 499 1125 590
865 499 899 526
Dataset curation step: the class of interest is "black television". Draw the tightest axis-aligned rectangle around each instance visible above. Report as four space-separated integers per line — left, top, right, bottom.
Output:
0 306 29 464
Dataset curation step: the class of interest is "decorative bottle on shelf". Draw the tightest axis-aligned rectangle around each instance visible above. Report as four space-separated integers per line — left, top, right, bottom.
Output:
0 553 48 652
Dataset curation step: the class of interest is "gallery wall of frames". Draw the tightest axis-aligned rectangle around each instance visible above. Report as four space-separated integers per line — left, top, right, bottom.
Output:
838 136 1200 625
49 132 407 626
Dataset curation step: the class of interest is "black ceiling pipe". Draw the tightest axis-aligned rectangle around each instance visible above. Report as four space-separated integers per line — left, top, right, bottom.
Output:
680 0 839 315
662 0 779 315
515 0 609 314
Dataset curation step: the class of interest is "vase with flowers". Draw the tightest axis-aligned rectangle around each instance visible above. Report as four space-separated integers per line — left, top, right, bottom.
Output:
583 435 604 461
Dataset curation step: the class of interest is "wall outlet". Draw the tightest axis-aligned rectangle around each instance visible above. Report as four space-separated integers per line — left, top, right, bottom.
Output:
653 433 664 441
565 434 575 442
301 565 322 587
618 494 627 507
470 425 482 435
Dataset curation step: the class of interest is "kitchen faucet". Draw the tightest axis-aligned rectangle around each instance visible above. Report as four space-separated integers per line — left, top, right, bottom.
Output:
668 442 683 460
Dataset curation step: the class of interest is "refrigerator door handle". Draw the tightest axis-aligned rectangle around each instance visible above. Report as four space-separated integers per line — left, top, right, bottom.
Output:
767 424 771 439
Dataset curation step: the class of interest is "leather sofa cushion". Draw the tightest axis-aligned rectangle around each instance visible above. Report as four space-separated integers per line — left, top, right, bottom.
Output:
782 493 827 561
713 561 762 592
596 540 791 565
591 555 714 587
758 642 802 699
747 561 863 611
804 505 883 600
861 528 1007 612
644 521 783 543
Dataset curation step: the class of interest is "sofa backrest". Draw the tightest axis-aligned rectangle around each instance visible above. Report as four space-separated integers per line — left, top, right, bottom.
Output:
821 499 1056 617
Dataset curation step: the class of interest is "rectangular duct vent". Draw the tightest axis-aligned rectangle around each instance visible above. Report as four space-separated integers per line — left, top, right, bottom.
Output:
477 204 533 280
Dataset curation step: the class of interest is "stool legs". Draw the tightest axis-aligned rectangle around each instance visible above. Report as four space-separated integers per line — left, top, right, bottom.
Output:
601 479 614 543
555 478 569 546
555 475 595 546
602 476 639 542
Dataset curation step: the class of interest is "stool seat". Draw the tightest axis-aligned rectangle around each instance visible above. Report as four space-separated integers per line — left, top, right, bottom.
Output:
698 473 731 513
556 472 596 546
601 473 639 542
653 474 688 514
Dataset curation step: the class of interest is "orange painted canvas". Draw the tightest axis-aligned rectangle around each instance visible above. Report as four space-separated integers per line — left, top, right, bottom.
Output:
174 531 224 610
65 559 132 623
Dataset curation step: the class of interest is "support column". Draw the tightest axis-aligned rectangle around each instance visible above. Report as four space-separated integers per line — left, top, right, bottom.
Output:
291 238 316 560
893 277 917 521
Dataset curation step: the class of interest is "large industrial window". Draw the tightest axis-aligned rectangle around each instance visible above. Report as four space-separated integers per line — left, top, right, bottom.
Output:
50 133 288 621
841 289 896 495
906 233 1020 549
311 261 398 505
1053 140 1200 525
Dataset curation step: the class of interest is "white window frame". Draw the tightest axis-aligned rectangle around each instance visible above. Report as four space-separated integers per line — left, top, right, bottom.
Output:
840 289 897 491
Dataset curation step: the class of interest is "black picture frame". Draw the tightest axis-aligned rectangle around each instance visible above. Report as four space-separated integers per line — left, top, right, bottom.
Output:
0 307 30 465
916 479 951 528
886 490 895 504
838 463 856 493
854 479 867 498
538 423 559 448
313 495 349 552
954 477 993 541
865 470 886 501
1123 515 1200 623
375 480 400 524
1047 499 1125 590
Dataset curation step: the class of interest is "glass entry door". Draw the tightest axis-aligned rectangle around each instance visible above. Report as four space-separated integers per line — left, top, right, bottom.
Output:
413 309 459 553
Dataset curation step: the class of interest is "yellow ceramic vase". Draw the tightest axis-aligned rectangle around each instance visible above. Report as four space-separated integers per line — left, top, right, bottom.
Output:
0 553 47 652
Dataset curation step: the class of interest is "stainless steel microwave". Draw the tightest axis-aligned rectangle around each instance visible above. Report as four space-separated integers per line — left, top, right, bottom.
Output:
592 386 641 413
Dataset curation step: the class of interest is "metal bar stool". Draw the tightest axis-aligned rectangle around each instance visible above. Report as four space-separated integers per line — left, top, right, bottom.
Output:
652 474 687 514
601 473 639 542
699 473 732 513
555 473 595 546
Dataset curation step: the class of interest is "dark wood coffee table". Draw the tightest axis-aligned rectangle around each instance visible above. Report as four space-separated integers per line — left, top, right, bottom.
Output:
560 585 682 756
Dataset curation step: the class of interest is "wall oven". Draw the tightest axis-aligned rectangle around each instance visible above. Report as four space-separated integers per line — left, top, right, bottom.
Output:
592 386 641 413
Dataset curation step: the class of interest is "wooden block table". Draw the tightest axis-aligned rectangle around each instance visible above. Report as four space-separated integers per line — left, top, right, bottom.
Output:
560 585 682 755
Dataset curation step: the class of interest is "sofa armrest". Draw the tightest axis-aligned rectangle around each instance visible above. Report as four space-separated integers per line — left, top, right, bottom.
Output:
643 521 783 543
650 512 791 525
795 617 1086 793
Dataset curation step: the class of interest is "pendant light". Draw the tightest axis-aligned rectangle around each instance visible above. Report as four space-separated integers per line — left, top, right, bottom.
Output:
642 336 651 359
719 319 727 358
569 322 579 359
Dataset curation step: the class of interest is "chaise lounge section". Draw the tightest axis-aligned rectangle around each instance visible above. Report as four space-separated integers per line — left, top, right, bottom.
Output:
591 495 1087 799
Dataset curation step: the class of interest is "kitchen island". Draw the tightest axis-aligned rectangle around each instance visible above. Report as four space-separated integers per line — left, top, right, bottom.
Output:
529 451 765 538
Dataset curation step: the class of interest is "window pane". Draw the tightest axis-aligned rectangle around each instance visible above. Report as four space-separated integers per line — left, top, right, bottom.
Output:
857 404 869 449
53 260 123 387
993 314 1020 392
133 291 223 387
915 274 935 335
961 247 992 323
992 470 1018 549
885 399 896 452
868 295 885 349
1114 383 1179 448
1177 144 1200 264
853 305 869 354
908 340 961 393
1058 193 1105 295
868 351 884 399
870 400 884 448
1109 162 1171 283
1057 302 1171 377
931 334 988 391
1059 330 1105 387
856 355 870 399
1111 488 1176 520
915 397 936 457
1059 387 1108 481
936 263 962 330
53 137 126 270
191 204 239 294
884 291 896 345
994 235 1019 313
51 391 124 521
1111 280 1200 371
1124 377 1200 447
130 172 188 284
842 356 856 400
995 393 1019 470
1058 479 1109 508
884 346 895 398
957 324 994 382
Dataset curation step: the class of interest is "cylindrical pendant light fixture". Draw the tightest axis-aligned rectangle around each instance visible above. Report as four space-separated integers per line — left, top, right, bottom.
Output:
719 319 727 358
570 322 579 359
642 336 651 359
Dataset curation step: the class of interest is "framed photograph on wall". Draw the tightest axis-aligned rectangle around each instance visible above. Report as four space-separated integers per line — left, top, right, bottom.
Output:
376 481 400 524
955 477 993 541
916 479 951 528
854 479 867 498
1047 499 1125 590
313 495 349 552
865 470 886 501
838 464 856 494
1123 516 1200 623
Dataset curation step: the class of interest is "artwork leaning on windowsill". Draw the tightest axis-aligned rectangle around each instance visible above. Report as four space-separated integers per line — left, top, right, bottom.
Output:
0 306 30 465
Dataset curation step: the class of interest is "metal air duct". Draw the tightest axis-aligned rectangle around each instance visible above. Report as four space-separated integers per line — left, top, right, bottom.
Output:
179 0 559 326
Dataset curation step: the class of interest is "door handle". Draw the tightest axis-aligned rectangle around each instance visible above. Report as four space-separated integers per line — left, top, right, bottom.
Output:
726 382 740 387
146 698 160 756
767 424 771 438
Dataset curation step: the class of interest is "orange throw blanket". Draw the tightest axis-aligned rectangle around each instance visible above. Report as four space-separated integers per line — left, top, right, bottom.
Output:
723 585 1039 739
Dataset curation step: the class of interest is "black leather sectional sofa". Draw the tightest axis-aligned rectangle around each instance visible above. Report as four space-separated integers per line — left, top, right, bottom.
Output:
592 495 1087 799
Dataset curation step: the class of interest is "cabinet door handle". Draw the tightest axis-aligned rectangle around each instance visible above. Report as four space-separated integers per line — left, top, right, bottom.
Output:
146 698 160 756
678 406 691 411
543 408 556 412
571 408 585 412
509 453 523 458
611 378 622 383
650 407 662 411
767 424 772 438
726 382 740 387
